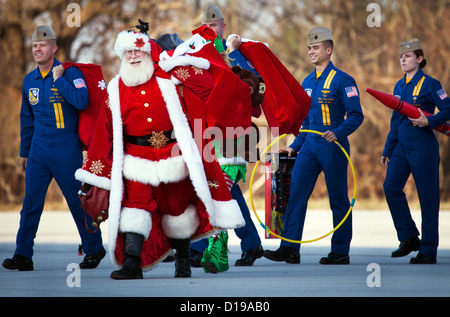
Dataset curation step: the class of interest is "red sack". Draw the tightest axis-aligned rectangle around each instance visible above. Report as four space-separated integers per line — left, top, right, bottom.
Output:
238 42 311 136
63 62 108 150
190 26 253 137
79 185 109 233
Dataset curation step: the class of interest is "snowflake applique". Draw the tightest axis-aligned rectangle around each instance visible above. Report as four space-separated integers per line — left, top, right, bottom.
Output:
208 180 220 189
174 68 190 81
134 38 145 49
98 79 106 90
89 160 105 175
192 66 203 75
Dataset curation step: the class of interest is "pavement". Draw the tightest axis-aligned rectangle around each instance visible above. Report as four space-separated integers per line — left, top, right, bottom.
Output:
1 208 449 308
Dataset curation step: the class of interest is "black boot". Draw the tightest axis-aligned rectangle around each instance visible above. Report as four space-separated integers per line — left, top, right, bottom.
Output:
110 233 144 280
171 238 191 278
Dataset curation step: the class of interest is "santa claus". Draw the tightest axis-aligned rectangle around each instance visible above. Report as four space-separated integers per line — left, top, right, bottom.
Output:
75 29 245 279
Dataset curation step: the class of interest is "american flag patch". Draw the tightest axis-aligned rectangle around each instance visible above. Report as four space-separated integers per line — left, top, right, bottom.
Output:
437 89 448 100
73 78 87 89
345 86 358 97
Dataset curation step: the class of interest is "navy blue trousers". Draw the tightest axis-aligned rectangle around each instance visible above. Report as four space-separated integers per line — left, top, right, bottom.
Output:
280 139 352 255
383 140 440 258
15 134 103 258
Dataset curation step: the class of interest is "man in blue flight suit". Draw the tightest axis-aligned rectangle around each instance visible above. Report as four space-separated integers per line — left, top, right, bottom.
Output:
2 26 105 271
381 39 450 264
264 27 364 265
189 4 264 268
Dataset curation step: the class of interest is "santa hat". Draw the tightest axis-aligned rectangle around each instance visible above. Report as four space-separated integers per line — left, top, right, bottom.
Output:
114 30 171 79
114 31 152 60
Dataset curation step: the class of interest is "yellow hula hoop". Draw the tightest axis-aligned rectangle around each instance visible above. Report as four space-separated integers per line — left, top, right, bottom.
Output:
249 129 357 244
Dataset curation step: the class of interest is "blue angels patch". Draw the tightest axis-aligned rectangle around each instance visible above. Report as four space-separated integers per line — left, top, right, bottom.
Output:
29 88 39 105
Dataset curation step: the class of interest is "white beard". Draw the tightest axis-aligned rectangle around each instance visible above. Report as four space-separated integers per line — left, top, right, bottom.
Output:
119 54 154 87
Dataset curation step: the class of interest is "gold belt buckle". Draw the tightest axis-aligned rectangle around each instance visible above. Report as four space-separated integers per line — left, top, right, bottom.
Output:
148 131 169 149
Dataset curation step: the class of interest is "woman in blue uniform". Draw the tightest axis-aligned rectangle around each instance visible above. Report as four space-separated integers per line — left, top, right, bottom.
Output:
382 39 450 264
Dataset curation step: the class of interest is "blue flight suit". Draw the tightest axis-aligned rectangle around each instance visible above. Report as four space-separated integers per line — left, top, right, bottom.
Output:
280 61 364 255
17 58 103 258
191 40 261 255
383 69 450 258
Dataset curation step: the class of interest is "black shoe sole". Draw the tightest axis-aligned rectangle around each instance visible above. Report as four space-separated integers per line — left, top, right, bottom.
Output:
110 272 143 280
202 261 218 273
263 251 300 264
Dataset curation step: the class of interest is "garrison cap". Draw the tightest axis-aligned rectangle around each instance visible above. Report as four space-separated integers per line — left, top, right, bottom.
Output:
308 26 332 45
399 38 422 54
201 4 224 23
32 25 56 42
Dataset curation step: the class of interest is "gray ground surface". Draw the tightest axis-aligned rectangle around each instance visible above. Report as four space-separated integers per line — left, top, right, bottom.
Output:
1 209 449 310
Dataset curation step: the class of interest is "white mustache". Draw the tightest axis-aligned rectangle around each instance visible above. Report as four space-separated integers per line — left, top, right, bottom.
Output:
129 57 143 64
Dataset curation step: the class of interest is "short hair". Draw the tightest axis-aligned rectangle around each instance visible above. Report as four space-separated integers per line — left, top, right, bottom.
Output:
323 40 334 50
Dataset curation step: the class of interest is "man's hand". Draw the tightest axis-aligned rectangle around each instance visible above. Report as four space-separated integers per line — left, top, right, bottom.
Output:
279 146 296 157
227 35 241 53
381 156 390 166
322 130 337 142
53 64 65 81
18 157 27 172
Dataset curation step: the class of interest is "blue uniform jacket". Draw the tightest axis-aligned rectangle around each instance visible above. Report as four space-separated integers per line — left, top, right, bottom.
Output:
290 61 364 151
383 69 450 157
20 58 89 157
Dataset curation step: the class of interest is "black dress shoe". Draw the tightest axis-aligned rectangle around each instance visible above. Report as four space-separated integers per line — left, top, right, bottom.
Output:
2 255 34 271
235 245 264 266
391 238 420 257
79 247 106 269
263 246 300 264
410 253 436 264
319 252 350 264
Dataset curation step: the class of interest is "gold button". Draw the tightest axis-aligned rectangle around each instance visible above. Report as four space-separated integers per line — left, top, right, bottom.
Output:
141 90 146 95
147 118 152 122
144 103 149 107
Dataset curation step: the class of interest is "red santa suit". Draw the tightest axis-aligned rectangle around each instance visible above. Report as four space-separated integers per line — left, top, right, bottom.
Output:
75 31 245 271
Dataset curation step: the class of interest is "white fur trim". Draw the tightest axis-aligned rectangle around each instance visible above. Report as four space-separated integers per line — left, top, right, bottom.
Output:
119 207 152 239
106 75 126 268
123 154 189 186
156 77 215 220
211 199 245 229
75 168 111 190
162 205 199 239
171 75 182 85
159 55 210 72
114 31 151 59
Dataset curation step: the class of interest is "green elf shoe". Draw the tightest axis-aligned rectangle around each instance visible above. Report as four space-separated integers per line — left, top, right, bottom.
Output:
201 231 229 273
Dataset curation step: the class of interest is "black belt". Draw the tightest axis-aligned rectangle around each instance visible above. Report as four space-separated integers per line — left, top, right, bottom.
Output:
124 130 175 148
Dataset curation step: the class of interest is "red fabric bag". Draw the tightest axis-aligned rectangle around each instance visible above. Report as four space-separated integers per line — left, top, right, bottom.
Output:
238 42 311 136
63 62 108 150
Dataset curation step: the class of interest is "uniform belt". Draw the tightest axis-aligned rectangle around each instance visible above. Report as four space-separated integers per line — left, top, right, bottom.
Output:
124 130 175 148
